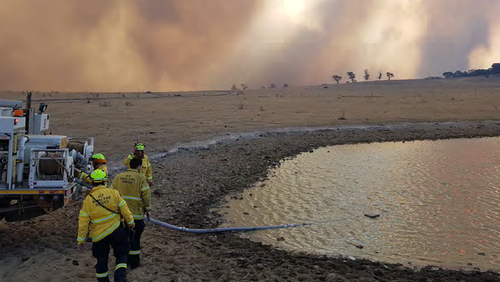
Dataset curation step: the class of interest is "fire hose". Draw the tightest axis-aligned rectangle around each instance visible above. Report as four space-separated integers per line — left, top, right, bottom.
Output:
76 182 312 233
71 169 312 233
73 184 311 234
47 153 311 233
145 216 312 234
75 177 312 233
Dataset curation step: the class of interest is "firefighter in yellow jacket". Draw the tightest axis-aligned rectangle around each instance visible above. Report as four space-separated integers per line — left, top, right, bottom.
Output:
77 170 135 282
123 142 153 186
75 153 109 186
111 157 151 269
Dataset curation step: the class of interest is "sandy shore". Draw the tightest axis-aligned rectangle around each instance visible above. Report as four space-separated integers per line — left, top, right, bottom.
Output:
2 78 500 281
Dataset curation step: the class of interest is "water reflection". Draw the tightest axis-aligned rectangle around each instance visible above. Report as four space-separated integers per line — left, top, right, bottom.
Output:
220 138 500 270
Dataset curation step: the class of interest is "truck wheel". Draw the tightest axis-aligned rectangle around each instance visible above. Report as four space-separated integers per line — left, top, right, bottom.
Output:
5 209 45 222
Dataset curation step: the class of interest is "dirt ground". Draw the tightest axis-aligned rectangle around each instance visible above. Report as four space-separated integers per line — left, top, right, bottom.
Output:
2 77 500 281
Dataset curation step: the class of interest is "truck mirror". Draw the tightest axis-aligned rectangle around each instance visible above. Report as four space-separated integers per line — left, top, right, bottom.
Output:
38 103 48 113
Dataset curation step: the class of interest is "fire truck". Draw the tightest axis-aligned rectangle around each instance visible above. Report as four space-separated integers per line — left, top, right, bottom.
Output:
0 92 94 221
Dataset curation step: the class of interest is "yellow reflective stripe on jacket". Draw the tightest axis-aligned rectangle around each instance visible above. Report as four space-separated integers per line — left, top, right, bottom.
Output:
127 155 134 160
115 263 127 270
92 221 120 241
77 186 134 243
145 206 151 211
79 212 89 217
147 176 153 180
111 169 151 219
122 195 142 201
77 236 86 242
91 213 118 224
96 272 109 278
129 250 140 255
133 214 144 220
118 200 126 207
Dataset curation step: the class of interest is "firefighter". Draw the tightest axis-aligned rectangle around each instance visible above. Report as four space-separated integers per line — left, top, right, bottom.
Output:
123 142 153 186
110 157 151 269
77 169 135 282
75 153 109 186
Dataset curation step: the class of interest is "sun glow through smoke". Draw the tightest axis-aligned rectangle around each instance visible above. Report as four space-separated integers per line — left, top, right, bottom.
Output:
283 0 317 29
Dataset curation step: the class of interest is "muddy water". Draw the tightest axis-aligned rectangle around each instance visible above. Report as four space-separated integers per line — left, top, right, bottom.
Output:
220 138 500 271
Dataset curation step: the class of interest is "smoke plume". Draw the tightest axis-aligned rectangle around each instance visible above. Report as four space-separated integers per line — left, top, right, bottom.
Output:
0 0 498 91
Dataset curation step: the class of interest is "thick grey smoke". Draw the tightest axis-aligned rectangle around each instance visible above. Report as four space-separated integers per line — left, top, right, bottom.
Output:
0 0 497 91
239 0 500 86
419 0 499 77
181 0 500 88
0 0 262 91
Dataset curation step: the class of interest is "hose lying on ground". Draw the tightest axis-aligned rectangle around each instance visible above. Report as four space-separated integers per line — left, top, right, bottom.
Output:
74 176 312 233
146 217 313 233
70 164 311 233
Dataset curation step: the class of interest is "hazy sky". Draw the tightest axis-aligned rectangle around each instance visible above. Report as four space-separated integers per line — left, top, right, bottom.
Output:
0 0 498 91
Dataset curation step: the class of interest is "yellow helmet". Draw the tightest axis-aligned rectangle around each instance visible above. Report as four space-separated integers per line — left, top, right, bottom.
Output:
90 169 107 183
92 153 106 160
134 142 145 151
91 153 107 164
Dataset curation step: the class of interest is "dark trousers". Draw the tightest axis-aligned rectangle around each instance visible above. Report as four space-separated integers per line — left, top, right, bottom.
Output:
128 219 145 268
92 226 129 282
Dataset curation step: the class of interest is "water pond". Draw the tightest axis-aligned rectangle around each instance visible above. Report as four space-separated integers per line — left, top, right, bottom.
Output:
220 138 500 271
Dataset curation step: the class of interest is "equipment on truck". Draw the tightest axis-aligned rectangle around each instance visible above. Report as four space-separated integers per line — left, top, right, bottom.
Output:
0 92 94 221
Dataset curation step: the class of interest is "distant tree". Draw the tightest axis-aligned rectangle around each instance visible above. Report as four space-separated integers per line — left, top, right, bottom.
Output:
241 84 249 90
332 75 342 84
378 72 382 80
347 72 356 82
442 72 454 79
491 63 500 74
364 69 370 81
453 70 465 78
441 64 497 79
231 84 238 90
283 83 289 88
386 72 394 80
269 83 276 89
471 69 492 77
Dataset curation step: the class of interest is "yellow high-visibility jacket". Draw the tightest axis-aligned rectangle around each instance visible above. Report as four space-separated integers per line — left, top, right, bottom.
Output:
110 169 151 220
78 165 109 186
123 154 153 183
77 185 134 243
